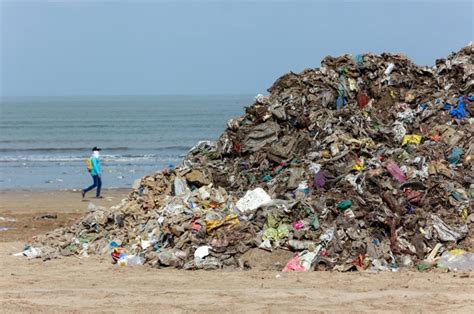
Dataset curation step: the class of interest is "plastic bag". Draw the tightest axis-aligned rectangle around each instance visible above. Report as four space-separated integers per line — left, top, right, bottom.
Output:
437 250 474 271
402 134 422 146
236 188 271 213
282 255 305 272
173 177 189 196
385 160 406 183
126 255 144 266
14 246 41 259
447 147 462 165
431 214 468 242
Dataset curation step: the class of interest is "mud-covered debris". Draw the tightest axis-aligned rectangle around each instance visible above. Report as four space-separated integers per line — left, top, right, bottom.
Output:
29 45 473 272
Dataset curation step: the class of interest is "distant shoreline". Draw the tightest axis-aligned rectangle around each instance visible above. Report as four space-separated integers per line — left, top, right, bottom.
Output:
0 94 248 190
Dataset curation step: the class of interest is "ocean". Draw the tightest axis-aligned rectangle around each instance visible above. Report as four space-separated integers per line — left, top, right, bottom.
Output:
0 95 251 190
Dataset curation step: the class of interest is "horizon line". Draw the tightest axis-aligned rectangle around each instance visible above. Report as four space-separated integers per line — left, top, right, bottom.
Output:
0 93 258 100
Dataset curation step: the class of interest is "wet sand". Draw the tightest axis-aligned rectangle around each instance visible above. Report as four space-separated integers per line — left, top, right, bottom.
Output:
0 190 473 312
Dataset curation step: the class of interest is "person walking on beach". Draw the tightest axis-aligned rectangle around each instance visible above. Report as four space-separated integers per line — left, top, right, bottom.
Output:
82 147 103 198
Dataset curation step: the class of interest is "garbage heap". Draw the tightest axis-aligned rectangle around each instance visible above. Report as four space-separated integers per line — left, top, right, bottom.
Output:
32 45 473 271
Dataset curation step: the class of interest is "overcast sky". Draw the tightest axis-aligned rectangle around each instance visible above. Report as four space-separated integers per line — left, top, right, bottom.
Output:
1 0 472 97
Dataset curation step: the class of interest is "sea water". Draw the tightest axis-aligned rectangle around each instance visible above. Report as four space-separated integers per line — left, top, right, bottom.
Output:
0 95 251 190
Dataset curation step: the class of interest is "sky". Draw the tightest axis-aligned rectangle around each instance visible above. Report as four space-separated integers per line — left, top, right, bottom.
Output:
0 0 473 97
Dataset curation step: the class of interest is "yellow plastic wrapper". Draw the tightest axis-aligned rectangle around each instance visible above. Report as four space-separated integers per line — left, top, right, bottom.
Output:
402 134 422 146
206 214 238 233
352 159 364 172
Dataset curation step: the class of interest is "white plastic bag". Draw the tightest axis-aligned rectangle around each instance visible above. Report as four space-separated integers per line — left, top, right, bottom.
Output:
236 188 271 213
173 177 189 196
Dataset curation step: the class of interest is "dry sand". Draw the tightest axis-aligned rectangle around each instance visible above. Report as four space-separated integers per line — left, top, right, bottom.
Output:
0 190 473 313
0 189 130 242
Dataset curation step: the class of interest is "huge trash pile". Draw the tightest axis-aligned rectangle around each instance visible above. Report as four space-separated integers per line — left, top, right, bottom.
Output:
28 45 473 272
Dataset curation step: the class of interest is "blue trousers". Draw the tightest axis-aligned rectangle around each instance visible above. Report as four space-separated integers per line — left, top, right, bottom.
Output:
84 175 102 197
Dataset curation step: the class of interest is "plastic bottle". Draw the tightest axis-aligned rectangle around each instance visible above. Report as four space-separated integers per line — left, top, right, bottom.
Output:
384 63 395 75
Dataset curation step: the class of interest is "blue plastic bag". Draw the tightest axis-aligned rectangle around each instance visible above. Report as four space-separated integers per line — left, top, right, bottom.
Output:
447 146 462 165
336 96 346 110
445 96 473 119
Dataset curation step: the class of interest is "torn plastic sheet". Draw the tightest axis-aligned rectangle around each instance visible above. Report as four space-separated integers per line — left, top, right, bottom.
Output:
431 214 468 242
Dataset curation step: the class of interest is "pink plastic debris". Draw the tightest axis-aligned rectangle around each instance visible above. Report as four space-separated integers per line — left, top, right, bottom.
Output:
282 255 305 272
292 220 305 230
384 160 406 183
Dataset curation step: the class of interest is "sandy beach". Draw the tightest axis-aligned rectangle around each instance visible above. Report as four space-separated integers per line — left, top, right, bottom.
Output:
0 189 130 242
0 190 472 312
1 241 473 313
